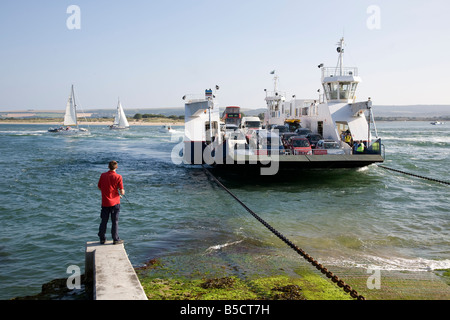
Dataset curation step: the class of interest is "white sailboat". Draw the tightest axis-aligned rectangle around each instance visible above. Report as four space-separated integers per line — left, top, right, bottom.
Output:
110 98 130 130
48 85 89 134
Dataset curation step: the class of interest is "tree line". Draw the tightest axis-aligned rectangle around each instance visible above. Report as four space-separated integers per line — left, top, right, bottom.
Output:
133 113 184 120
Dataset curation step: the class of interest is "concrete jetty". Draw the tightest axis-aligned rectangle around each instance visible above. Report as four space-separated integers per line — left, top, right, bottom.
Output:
85 241 147 300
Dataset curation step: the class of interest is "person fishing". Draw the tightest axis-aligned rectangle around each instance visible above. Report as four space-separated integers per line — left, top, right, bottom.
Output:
97 160 125 245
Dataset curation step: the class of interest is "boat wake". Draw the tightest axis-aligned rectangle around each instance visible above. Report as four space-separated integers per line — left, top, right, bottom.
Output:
324 255 450 272
0 130 47 136
204 240 244 254
382 135 450 144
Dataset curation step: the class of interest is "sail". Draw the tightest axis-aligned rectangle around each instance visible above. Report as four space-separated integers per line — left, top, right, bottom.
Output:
113 110 119 126
63 86 78 126
115 100 129 128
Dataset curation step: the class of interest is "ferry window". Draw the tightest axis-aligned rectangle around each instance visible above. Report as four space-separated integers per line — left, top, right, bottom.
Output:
292 139 310 147
326 83 338 100
246 121 261 128
272 101 280 112
325 84 331 100
339 82 351 99
350 83 358 99
324 142 340 149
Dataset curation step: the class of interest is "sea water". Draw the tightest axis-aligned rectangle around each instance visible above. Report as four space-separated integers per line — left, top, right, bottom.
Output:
0 121 449 299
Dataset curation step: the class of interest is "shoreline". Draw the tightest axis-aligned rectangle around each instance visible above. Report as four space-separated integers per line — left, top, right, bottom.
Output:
0 120 185 126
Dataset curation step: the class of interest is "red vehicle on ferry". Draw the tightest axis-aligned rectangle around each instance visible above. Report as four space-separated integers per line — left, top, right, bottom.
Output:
222 106 241 127
287 137 312 155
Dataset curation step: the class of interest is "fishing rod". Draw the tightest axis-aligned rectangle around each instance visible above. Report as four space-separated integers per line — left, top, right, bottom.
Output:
120 193 135 212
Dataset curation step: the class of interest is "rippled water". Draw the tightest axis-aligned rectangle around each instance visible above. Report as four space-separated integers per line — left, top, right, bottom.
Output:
0 121 449 299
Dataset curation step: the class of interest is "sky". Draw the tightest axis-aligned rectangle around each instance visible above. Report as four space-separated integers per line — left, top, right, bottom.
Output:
1 0 450 111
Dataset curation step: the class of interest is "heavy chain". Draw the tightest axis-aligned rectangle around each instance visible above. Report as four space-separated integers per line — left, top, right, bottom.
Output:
378 165 450 186
203 167 366 300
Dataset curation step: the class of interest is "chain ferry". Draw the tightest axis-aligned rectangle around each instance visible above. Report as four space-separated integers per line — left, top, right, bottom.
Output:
181 38 384 175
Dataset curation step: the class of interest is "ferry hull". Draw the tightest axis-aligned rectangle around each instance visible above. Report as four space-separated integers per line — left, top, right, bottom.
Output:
183 140 384 173
213 154 384 174
183 141 208 165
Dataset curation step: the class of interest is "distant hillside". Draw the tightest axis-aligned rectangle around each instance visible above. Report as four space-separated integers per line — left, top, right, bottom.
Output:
0 108 186 119
1 105 449 119
372 105 450 117
91 108 186 118
241 105 450 118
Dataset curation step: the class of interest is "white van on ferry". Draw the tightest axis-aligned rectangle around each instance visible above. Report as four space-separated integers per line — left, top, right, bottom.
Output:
240 116 262 131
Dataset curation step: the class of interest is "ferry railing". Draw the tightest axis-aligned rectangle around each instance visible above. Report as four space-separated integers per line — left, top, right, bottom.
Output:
236 135 384 157
368 138 382 155
351 139 383 156
264 91 287 98
322 67 358 78
183 94 208 103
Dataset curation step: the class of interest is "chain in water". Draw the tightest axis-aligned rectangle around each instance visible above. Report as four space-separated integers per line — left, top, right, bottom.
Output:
203 167 366 300
378 165 450 186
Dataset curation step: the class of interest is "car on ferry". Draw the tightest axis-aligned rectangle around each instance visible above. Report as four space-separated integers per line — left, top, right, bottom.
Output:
243 129 256 143
270 125 289 133
225 130 247 148
287 136 312 155
315 140 345 155
305 133 323 149
294 127 312 137
262 131 285 155
280 132 299 148
250 130 285 155
240 116 261 131
225 124 239 132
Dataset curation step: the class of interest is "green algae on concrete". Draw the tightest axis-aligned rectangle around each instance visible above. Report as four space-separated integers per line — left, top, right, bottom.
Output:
135 257 352 300
134 248 450 300
292 267 352 300
139 276 258 300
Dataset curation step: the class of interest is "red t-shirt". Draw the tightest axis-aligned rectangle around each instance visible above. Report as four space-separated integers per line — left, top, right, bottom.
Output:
98 170 124 207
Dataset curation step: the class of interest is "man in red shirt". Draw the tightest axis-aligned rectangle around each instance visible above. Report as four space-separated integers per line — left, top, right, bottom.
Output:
97 161 125 244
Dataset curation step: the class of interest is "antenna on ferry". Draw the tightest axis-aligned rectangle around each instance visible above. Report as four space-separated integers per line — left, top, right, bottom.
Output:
336 37 345 76
270 70 278 93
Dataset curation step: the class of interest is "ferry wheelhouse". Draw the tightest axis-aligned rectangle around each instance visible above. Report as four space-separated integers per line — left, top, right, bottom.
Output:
265 38 380 150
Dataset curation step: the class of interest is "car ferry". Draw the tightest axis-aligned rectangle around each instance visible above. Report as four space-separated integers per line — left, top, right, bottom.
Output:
181 38 384 175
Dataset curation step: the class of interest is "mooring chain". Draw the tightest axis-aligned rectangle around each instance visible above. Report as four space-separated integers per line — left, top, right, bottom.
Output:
378 165 450 186
203 167 366 300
